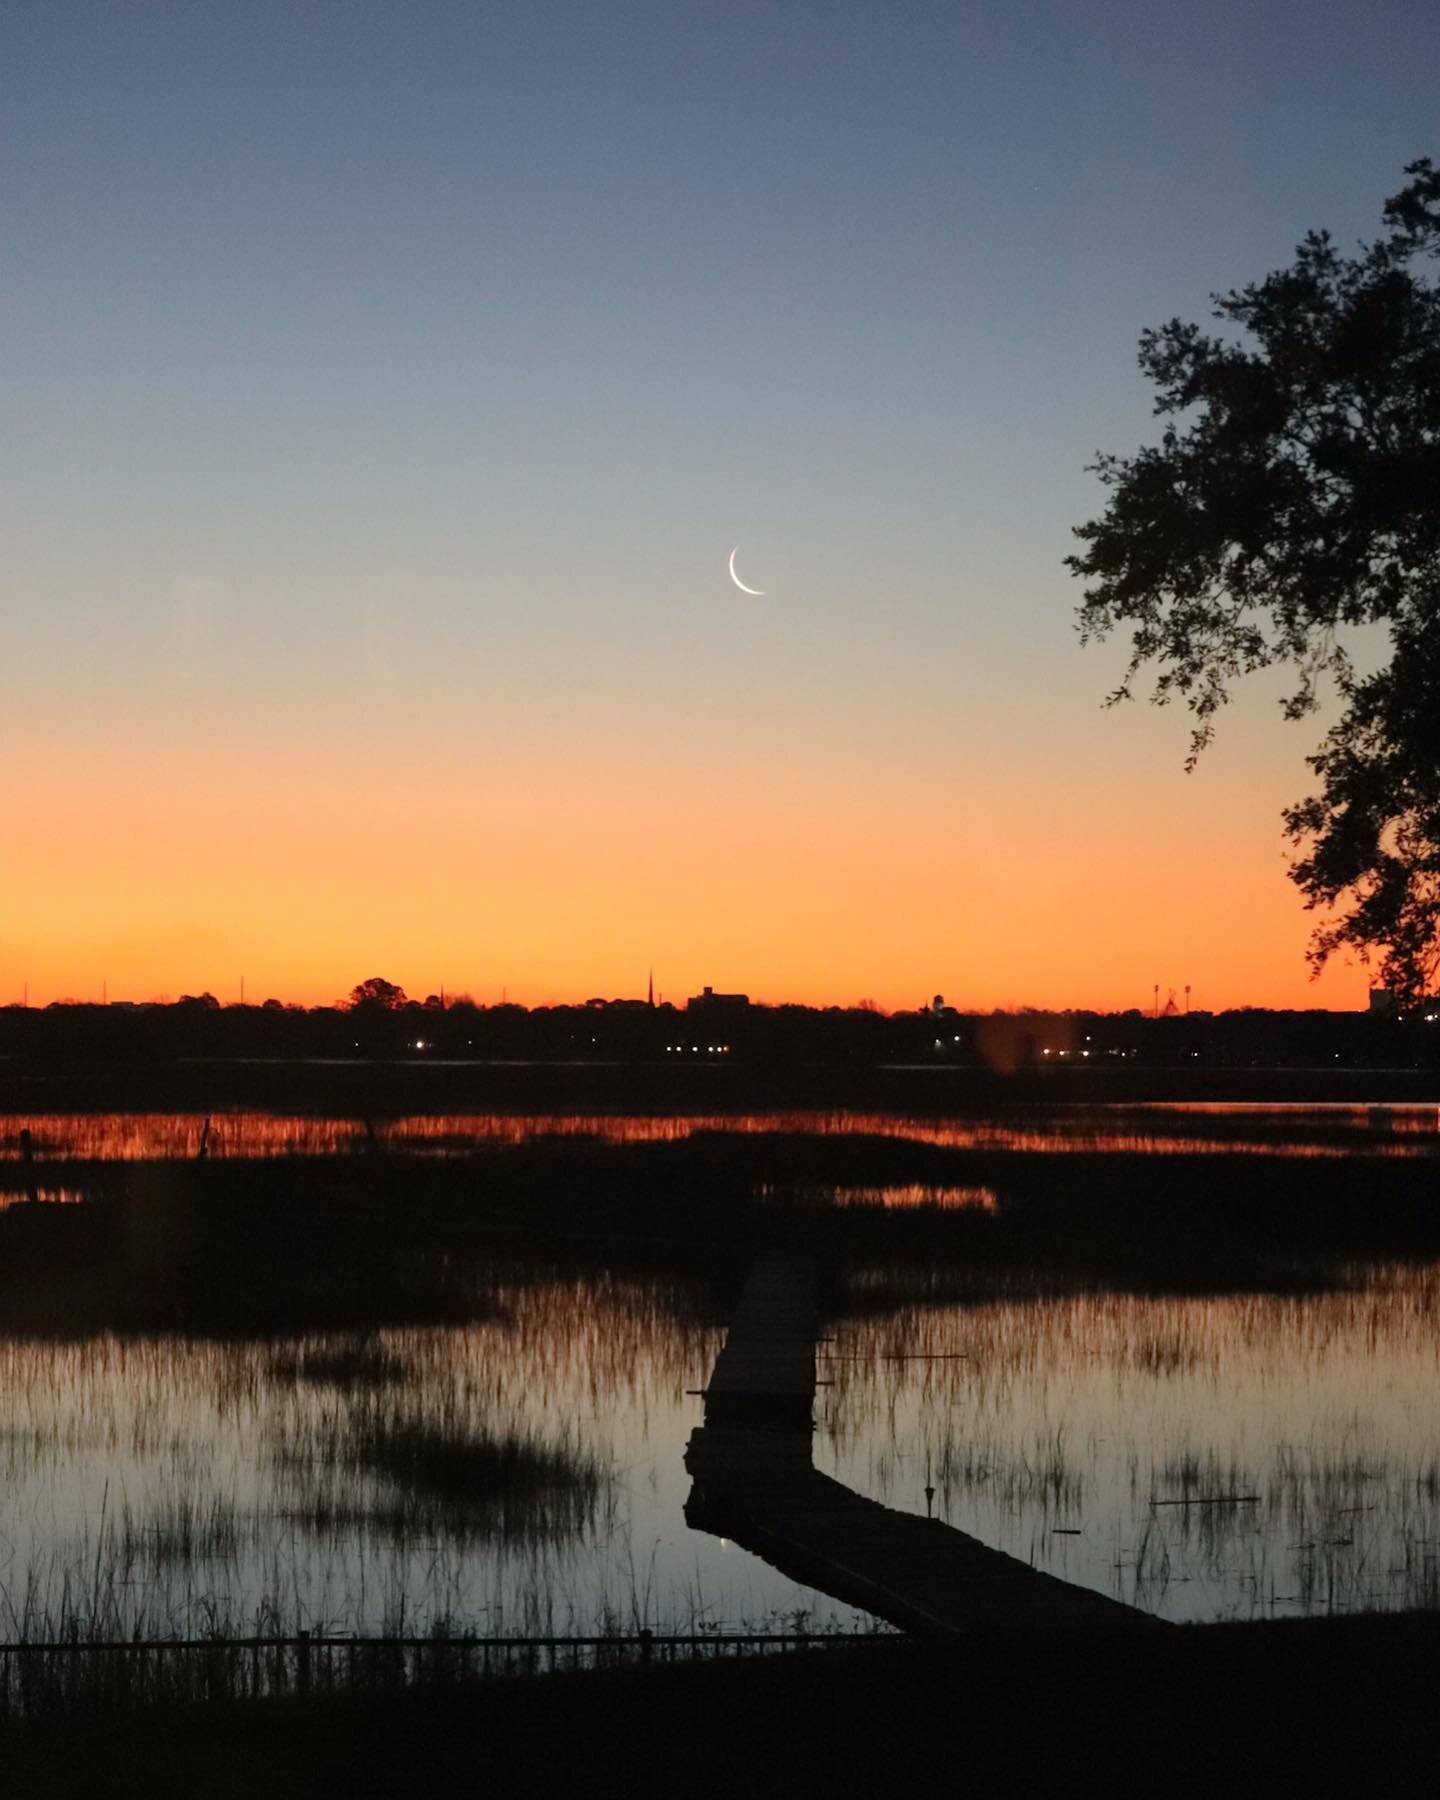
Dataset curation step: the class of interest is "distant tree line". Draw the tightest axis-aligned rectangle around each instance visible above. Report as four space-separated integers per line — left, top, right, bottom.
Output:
0 981 1435 1070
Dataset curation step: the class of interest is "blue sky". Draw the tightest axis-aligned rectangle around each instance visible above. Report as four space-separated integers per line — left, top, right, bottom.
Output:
5 2 1437 1005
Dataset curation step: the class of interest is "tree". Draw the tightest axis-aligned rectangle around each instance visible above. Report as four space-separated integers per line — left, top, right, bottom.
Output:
346 977 408 1011
1068 159 1440 1004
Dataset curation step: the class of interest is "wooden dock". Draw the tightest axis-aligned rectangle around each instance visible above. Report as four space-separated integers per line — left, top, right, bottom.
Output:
685 1259 1162 1638
700 1257 818 1428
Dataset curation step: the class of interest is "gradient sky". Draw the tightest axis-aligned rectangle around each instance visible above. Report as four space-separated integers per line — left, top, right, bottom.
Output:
6 1 1438 1011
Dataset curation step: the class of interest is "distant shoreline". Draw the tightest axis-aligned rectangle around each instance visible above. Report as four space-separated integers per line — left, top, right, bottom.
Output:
5 1056 1440 1115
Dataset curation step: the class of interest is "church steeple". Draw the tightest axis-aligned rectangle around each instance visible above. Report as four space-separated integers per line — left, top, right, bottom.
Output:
647 969 655 1008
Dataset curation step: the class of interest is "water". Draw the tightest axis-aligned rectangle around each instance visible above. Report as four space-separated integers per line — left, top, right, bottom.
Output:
4 1102 1440 1168
823 1263 1440 1621
0 1274 811 1640
1 1104 1437 1636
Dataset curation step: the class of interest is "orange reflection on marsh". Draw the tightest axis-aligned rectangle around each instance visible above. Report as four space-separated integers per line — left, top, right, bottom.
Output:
758 1183 999 1212
3 1104 1439 1163
0 1187 87 1212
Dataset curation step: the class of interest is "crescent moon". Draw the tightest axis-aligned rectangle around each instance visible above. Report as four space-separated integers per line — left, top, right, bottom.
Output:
728 546 765 596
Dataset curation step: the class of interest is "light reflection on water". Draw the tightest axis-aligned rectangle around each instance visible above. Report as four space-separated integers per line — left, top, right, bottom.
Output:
821 1263 1440 1622
1 1260 1436 1635
0 1274 859 1641
0 1187 86 1213
3 1104 1439 1165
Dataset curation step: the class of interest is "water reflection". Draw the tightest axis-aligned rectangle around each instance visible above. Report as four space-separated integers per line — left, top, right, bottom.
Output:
4 1104 1439 1169
0 1256 1435 1636
0 1187 86 1212
819 1262 1440 1621
0 1271 858 1641
757 1184 999 1212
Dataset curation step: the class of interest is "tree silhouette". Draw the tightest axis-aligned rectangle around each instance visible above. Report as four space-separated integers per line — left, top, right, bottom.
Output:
1069 159 1440 1003
347 977 408 1011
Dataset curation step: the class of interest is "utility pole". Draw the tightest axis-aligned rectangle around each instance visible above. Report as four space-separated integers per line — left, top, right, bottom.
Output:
1153 983 1159 1020
1185 984 1191 1015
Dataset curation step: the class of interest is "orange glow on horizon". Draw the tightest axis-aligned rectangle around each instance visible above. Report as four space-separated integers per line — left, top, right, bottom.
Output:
5 720 1371 1015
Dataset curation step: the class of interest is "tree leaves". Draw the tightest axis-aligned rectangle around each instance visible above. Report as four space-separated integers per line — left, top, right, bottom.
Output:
1068 161 1440 1002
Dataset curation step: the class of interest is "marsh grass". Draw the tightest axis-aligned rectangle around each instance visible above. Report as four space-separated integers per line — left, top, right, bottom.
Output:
0 1273 719 1649
2 1199 1437 1651
929 1428 1085 1513
821 1260 1440 1621
7 1099 1440 1345
7 1104 1439 1166
278 1402 611 1547
117 1493 245 1570
350 1414 602 1513
1133 1337 1201 1376
756 1183 999 1213
265 1335 409 1391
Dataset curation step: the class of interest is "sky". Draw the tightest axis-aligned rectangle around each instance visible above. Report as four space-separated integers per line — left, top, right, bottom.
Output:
5 1 1438 1011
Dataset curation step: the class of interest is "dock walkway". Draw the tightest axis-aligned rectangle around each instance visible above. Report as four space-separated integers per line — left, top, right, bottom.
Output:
685 1258 1161 1638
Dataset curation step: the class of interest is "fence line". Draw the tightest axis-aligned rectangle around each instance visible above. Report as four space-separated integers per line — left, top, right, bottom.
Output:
1 1630 870 1655
0 1629 884 1721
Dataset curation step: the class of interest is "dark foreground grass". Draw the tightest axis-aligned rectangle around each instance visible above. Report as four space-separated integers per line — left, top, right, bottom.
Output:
3 1613 1437 1799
